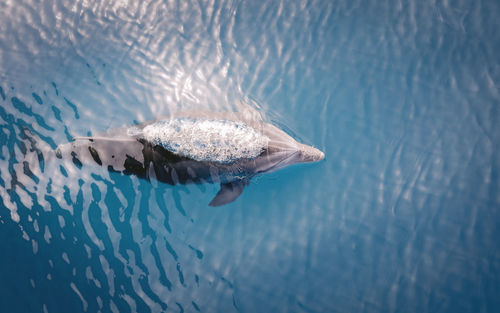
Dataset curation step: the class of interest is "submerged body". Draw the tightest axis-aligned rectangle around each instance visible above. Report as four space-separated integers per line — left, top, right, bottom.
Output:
57 112 324 206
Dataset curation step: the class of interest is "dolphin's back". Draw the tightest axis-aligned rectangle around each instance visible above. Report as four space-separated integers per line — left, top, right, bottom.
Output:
58 136 250 185
135 117 269 163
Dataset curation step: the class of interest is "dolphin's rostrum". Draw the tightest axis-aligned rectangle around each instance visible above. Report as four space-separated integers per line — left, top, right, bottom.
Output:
57 110 324 206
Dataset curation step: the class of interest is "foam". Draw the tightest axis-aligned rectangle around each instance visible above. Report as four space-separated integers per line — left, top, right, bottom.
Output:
138 117 269 163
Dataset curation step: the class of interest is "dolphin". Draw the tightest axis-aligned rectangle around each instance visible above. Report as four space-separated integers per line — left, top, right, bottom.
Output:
56 110 324 206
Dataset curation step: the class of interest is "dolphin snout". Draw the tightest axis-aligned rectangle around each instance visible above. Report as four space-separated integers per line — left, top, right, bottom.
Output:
298 144 325 163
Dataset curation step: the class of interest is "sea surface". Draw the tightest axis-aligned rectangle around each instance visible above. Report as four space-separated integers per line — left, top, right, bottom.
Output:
1 0 499 312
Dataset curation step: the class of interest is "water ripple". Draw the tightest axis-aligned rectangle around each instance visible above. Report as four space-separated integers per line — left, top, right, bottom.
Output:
2 0 500 312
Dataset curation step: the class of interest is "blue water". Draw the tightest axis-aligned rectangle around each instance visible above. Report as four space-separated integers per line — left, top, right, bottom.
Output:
1 0 500 312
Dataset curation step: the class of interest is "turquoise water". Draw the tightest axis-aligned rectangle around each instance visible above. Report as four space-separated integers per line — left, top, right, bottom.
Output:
1 0 500 312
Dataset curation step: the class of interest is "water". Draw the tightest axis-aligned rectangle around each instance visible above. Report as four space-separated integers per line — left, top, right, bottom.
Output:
1 0 499 312
139 117 270 162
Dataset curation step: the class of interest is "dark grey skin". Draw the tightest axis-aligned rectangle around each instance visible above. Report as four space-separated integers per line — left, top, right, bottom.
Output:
56 114 325 206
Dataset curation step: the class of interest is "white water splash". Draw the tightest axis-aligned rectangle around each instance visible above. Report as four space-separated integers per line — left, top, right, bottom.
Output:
139 118 269 163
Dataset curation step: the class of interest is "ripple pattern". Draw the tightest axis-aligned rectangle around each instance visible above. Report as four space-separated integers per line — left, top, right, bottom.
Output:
1 0 500 313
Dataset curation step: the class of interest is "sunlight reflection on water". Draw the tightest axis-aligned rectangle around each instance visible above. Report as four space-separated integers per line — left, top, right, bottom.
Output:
1 0 500 312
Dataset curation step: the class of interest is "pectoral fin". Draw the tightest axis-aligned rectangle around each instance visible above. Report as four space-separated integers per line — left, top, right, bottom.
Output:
209 180 247 207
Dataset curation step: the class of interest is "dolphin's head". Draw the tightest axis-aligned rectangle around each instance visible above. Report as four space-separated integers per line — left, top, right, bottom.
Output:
264 123 324 162
253 123 324 174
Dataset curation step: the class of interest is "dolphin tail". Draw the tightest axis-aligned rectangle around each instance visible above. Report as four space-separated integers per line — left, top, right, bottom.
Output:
208 179 249 207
